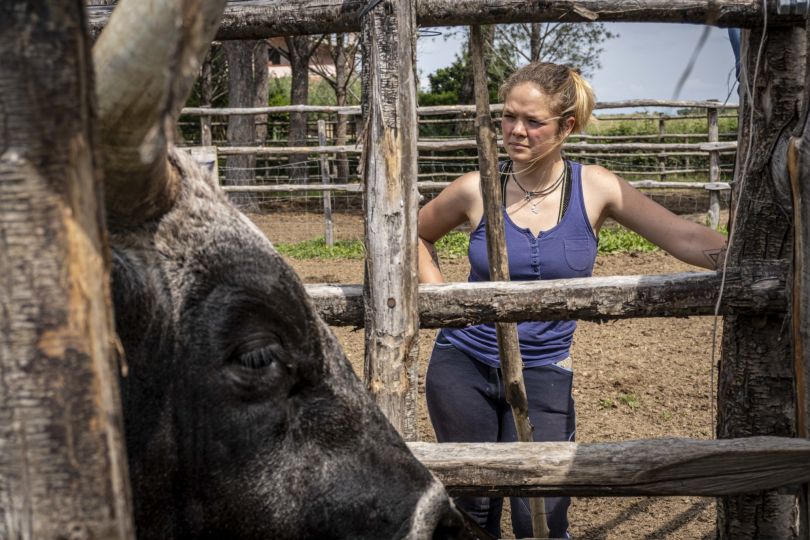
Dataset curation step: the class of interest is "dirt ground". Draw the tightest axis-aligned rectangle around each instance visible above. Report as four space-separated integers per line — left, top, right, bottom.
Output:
249 211 721 540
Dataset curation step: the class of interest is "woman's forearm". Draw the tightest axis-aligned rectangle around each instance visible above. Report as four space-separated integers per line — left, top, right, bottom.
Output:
418 237 445 283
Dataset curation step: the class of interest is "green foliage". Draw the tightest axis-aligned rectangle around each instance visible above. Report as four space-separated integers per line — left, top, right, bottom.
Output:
618 393 640 410
598 398 617 410
274 238 365 259
598 227 658 254
268 77 292 106
435 231 470 258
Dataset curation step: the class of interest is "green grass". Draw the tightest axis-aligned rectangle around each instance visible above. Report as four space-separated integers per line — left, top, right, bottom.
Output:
597 227 658 254
275 227 665 260
274 238 366 259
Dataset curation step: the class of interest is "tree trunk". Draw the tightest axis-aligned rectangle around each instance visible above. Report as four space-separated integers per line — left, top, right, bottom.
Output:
529 22 542 61
286 35 314 183
223 40 268 210
0 2 133 538
334 34 351 182
361 0 420 439
716 25 807 539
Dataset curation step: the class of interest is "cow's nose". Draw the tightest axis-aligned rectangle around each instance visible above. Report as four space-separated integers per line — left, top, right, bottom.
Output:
431 501 494 540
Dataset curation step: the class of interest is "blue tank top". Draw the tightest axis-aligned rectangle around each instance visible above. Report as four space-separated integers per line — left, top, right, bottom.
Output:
440 160 598 368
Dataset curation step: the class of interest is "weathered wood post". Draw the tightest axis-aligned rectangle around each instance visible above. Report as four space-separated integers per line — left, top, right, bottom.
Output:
360 0 420 439
200 50 214 147
658 115 667 181
469 24 547 539
707 106 721 228
717 25 807 539
318 119 335 246
0 2 134 538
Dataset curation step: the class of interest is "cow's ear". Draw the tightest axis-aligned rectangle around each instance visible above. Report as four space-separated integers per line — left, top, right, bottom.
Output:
93 0 226 225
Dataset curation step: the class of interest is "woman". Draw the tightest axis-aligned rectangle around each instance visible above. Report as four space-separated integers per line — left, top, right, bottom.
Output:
417 62 726 539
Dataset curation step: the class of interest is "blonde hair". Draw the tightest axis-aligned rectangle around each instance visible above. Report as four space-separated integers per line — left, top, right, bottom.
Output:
499 62 596 135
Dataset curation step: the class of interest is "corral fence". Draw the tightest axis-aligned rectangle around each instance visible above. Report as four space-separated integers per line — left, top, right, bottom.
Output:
78 1 810 539
180 99 736 241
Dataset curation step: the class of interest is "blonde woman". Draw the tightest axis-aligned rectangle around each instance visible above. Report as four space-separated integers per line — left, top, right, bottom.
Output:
417 62 726 538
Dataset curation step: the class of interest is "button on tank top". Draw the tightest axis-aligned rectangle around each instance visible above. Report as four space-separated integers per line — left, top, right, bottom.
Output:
440 160 598 368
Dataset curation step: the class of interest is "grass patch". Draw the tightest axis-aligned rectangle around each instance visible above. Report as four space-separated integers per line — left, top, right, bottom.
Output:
274 237 366 259
276 228 664 260
597 226 658 254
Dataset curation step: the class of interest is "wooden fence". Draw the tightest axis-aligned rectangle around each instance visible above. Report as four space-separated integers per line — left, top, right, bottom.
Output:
82 1 810 538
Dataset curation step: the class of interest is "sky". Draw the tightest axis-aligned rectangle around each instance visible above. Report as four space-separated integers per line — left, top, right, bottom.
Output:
415 23 740 110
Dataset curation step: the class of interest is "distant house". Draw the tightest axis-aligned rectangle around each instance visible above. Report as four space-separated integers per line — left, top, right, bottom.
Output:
267 37 336 79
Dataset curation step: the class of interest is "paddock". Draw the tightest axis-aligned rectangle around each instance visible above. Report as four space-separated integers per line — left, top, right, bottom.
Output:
4 0 810 538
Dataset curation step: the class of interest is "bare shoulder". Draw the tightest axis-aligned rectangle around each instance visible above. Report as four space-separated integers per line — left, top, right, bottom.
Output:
581 163 622 188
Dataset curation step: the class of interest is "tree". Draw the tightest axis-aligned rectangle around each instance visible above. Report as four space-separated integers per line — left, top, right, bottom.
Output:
421 23 617 105
309 33 362 181
280 35 325 183
498 22 617 76
223 40 268 210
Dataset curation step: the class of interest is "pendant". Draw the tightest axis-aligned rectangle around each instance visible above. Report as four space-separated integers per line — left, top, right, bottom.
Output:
530 204 540 214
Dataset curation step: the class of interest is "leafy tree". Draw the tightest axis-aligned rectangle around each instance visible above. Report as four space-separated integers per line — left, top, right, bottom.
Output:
420 23 617 106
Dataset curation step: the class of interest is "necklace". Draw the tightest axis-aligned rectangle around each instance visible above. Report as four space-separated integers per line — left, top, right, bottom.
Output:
510 163 566 214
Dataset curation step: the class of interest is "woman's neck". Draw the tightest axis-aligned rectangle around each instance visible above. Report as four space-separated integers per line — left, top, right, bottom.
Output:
511 155 565 192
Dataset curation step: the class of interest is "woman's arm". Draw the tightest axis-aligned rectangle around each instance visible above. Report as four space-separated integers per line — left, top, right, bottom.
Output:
417 171 481 283
588 165 727 269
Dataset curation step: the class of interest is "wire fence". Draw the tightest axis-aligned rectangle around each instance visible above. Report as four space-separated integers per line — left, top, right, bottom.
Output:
180 101 736 242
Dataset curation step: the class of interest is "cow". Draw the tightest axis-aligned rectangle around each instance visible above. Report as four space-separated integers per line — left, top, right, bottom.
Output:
92 0 479 537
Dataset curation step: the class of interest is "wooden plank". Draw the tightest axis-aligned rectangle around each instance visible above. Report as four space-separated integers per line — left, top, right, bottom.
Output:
179 99 738 117
306 261 787 327
223 183 363 192
0 2 133 537
216 141 738 155
408 437 810 497
87 1 804 39
469 24 545 537
717 25 808 538
788 55 810 537
317 120 334 246
360 0 420 440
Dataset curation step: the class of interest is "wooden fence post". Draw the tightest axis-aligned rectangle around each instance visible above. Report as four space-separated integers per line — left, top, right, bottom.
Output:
318 119 334 246
469 24 548 539
200 50 214 146
707 106 721 228
717 25 807 539
658 115 667 180
0 2 134 537
360 0 420 440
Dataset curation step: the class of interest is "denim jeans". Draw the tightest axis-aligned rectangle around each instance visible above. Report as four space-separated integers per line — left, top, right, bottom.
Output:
425 334 576 539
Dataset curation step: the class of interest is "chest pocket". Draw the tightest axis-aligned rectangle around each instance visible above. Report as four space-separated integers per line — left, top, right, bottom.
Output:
564 237 595 272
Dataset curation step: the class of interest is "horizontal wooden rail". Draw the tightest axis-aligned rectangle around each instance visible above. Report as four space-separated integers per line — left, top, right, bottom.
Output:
223 180 731 193
215 141 737 156
408 436 810 497
305 261 786 327
179 100 738 117
88 1 803 39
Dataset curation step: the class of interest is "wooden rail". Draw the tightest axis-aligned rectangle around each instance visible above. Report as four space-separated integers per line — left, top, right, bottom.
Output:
409 436 810 497
305 261 786 328
215 141 737 155
222 180 730 193
88 1 805 39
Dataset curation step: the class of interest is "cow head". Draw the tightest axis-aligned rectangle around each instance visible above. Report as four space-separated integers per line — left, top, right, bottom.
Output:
93 1 472 537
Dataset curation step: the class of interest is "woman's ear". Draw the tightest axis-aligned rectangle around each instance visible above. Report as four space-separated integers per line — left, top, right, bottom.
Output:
564 116 576 138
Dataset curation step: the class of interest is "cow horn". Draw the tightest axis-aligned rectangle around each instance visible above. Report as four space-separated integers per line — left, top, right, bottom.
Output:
93 0 226 225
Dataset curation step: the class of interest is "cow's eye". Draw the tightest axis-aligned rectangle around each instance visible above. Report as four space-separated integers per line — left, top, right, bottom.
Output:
237 344 282 370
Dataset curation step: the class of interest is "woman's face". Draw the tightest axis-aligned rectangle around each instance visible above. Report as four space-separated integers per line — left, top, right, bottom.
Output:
501 82 573 164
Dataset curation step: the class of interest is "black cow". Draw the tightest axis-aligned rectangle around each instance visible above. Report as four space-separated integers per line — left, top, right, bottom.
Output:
92 0 478 537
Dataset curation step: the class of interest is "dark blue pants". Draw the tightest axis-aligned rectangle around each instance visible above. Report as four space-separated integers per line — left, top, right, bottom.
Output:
425 335 575 539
